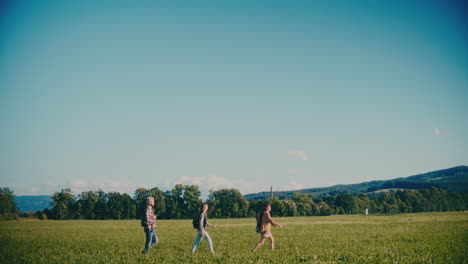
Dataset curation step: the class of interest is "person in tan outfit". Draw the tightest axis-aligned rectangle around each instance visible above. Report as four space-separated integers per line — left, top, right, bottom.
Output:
252 203 283 252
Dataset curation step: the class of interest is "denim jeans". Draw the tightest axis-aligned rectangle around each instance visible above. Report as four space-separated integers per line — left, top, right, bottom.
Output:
144 228 158 254
191 230 213 253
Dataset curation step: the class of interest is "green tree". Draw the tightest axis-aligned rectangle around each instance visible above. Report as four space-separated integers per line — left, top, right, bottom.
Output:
76 191 99 219
107 192 124 219
150 187 166 217
51 188 75 220
120 193 136 219
134 188 150 219
318 201 334 216
105 192 136 219
335 193 358 214
183 185 202 218
94 190 108 219
0 187 19 220
162 190 180 219
248 199 266 217
267 196 287 217
283 199 298 216
292 193 315 216
208 188 249 218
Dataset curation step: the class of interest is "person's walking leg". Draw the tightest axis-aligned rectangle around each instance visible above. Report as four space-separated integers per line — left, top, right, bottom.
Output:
204 231 214 254
190 231 203 254
143 229 152 254
151 230 158 248
252 236 266 252
269 235 275 250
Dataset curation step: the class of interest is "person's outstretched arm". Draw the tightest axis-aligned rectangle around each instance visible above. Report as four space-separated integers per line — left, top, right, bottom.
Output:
206 213 216 229
266 212 282 227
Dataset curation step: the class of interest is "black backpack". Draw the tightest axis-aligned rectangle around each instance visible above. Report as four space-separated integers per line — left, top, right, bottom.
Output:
193 213 207 229
140 207 147 227
192 214 200 229
256 213 263 233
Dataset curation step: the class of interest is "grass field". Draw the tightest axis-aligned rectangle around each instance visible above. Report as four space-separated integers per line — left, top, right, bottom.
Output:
0 212 466 264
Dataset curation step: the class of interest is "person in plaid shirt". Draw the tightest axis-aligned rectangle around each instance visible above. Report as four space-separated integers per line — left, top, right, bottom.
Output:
142 196 158 255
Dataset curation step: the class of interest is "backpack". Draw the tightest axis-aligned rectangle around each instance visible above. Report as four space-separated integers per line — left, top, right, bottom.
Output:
256 213 263 233
193 213 207 229
192 214 200 229
140 207 147 227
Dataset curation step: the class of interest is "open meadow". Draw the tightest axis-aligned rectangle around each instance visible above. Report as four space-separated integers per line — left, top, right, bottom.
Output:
0 212 466 264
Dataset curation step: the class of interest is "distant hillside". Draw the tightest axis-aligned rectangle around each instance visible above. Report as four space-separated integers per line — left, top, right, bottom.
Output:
243 166 468 201
14 195 52 212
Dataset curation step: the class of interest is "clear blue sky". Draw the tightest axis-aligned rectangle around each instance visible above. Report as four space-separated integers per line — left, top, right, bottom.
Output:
1 0 467 197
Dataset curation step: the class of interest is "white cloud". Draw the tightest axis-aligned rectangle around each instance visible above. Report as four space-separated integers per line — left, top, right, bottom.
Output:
434 128 448 137
70 179 88 188
285 150 309 161
8 176 304 198
3 182 58 196
67 179 144 194
178 176 203 185
6 180 153 196
168 175 270 197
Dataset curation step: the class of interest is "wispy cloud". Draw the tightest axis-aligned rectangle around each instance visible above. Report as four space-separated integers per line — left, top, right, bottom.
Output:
434 128 448 137
66 180 146 195
285 150 309 161
9 176 305 198
168 175 269 197
7 182 59 195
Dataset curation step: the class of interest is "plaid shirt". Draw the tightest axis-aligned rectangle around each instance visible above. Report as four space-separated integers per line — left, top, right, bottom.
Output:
145 206 157 230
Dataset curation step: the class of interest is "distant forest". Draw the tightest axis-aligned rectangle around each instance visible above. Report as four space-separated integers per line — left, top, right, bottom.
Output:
1 184 467 221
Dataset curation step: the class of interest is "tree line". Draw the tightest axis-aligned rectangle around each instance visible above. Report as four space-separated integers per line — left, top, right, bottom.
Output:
0 187 19 220
1 185 467 221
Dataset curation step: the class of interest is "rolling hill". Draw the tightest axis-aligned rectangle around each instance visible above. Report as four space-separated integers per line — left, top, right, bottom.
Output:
14 195 52 213
243 166 468 201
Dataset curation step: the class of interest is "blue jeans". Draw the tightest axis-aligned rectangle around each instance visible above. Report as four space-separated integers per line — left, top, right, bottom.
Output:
191 230 213 254
144 228 158 254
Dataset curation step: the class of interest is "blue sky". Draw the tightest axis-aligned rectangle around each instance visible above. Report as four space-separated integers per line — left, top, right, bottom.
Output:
1 0 467 197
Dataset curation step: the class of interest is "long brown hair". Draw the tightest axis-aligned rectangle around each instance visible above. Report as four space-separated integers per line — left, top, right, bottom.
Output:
199 203 208 213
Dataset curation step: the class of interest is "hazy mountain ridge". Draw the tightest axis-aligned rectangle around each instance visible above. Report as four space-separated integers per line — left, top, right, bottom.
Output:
14 195 52 213
243 166 468 201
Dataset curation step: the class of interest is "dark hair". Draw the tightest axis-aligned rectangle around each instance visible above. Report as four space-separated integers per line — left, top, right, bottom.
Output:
264 203 271 209
199 203 208 213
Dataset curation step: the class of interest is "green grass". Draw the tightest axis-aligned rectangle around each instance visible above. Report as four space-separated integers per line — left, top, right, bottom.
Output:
1 212 466 263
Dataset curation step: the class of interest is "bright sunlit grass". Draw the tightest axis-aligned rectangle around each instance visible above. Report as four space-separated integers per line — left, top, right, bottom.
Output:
0 212 466 263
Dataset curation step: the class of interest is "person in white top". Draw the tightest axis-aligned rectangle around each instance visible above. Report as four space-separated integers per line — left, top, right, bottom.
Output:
191 203 217 255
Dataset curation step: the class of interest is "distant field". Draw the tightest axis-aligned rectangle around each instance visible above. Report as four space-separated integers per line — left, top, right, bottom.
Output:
0 212 466 263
